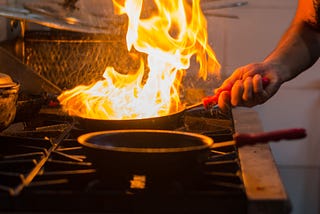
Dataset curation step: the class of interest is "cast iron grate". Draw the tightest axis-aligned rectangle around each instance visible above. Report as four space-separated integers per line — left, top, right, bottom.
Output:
0 107 246 213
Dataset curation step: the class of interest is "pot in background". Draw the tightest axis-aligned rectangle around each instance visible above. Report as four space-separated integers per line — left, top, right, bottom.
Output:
0 73 20 131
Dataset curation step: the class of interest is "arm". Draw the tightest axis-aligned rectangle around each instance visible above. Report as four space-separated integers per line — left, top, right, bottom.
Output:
217 0 320 110
264 0 320 82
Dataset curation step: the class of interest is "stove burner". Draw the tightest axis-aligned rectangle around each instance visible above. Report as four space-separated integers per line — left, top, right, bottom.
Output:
0 107 247 213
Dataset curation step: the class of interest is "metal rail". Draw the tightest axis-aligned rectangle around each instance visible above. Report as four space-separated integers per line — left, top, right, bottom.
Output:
10 123 73 196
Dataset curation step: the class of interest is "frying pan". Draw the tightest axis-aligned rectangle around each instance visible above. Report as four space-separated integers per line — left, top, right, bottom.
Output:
77 129 213 181
73 78 271 131
73 103 203 131
77 128 306 181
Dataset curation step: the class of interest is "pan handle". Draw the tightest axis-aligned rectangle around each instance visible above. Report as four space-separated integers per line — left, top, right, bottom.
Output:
233 128 307 146
211 128 307 149
203 77 270 109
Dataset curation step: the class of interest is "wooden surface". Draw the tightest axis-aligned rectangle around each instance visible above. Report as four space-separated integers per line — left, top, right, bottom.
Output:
233 107 291 214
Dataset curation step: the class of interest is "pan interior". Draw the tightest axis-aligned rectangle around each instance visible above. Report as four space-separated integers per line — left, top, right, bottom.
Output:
78 130 213 153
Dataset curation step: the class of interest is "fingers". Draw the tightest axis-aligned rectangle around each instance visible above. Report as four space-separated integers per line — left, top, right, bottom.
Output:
231 80 244 106
215 67 245 94
218 91 231 113
228 74 268 107
243 77 253 101
252 74 263 93
215 62 279 109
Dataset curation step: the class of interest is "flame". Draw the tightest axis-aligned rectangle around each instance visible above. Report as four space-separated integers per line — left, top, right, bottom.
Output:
58 0 220 120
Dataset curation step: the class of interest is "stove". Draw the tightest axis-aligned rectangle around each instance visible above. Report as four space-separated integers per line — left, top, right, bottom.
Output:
0 105 291 214
0 105 248 213
0 17 290 214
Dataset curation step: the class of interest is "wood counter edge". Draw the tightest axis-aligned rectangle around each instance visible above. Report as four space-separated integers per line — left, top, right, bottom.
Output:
232 107 291 214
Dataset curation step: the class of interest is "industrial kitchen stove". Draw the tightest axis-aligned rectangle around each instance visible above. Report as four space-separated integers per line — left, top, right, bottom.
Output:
0 105 290 214
0 0 291 212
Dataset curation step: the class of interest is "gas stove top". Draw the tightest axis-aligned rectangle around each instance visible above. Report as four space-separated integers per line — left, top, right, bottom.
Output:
0 106 248 213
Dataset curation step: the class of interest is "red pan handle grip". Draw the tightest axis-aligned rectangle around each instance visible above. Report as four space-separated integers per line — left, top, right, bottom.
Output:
203 77 270 108
233 128 307 146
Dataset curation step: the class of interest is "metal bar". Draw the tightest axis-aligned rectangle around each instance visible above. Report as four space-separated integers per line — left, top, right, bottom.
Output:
202 1 248 10
47 159 92 166
27 179 69 187
41 169 96 176
211 140 235 148
56 146 83 151
52 150 85 162
11 123 73 196
2 152 44 159
204 12 239 19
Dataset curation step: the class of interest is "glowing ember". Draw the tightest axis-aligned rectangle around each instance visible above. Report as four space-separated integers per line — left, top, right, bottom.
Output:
58 0 220 120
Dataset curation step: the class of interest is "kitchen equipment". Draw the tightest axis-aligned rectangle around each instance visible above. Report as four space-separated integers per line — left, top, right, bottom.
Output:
212 128 306 148
0 73 19 131
77 128 306 181
74 77 272 130
0 47 61 95
202 1 248 10
0 0 249 91
78 130 213 183
0 1 249 35
0 2 119 34
17 30 141 90
70 75 268 128
77 129 213 181
0 47 60 123
0 104 291 213
73 102 204 131
0 1 290 213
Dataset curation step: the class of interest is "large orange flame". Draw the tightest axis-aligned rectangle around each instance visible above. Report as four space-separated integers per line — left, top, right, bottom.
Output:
58 0 220 120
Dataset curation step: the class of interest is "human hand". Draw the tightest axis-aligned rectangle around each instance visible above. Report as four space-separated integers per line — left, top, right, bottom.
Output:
216 62 284 111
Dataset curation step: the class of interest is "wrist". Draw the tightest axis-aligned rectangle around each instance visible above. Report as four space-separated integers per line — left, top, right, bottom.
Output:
262 59 291 84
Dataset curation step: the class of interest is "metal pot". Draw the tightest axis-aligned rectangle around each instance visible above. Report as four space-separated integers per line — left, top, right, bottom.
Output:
0 73 19 131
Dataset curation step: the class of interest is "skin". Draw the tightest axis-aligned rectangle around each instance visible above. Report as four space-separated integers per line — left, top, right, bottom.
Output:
217 0 320 111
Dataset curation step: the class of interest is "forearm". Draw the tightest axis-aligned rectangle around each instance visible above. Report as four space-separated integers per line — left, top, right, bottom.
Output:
216 0 320 110
263 21 320 83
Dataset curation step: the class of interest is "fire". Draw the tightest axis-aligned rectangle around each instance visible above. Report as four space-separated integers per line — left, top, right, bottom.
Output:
58 0 220 120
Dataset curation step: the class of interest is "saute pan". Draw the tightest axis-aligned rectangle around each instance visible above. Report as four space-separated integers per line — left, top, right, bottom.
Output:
77 130 213 180
73 78 271 131
74 103 203 131
77 128 306 181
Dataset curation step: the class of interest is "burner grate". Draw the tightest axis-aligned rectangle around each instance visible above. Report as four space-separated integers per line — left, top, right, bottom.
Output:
0 108 247 213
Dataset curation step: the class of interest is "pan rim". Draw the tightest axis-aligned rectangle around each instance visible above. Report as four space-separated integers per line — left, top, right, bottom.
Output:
73 102 203 121
77 129 214 153
73 107 186 121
